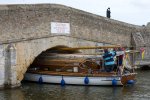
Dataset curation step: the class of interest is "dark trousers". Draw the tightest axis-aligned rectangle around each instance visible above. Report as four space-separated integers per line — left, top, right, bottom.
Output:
105 65 114 72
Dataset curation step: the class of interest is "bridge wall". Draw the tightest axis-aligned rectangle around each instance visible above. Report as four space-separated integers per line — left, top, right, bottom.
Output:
0 4 142 46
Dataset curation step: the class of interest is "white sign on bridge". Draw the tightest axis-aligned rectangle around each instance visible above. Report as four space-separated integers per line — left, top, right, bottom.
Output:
51 22 70 34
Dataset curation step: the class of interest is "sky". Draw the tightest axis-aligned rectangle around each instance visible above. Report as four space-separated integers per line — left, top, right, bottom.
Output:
0 0 150 26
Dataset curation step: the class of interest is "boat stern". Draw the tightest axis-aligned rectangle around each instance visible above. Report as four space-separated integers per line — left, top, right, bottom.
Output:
121 73 136 85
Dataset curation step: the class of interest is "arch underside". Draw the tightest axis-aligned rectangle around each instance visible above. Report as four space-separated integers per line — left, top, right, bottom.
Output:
15 36 104 83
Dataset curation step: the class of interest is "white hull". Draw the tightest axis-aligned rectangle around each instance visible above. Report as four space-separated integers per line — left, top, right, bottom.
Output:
24 73 123 86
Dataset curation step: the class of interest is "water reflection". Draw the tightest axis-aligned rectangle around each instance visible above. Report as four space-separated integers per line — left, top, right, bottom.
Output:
0 88 25 100
0 70 150 100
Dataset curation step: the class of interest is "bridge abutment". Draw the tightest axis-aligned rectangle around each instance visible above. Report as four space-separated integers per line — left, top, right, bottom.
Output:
0 44 20 88
0 45 5 88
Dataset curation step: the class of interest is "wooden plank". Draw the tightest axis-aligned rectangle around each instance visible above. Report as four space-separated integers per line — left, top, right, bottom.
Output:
31 64 79 68
32 59 85 65
37 59 85 62
33 61 80 65
59 45 122 50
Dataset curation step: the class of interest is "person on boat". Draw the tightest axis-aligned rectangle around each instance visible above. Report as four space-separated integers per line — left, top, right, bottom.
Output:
103 49 116 72
116 48 125 75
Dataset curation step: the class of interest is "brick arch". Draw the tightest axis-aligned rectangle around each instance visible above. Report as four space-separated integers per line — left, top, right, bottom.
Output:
14 36 97 86
45 45 80 54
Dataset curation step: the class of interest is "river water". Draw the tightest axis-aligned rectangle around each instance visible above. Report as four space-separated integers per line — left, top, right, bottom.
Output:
0 70 150 100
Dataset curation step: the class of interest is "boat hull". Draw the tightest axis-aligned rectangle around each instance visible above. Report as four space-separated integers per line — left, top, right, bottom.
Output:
24 73 129 86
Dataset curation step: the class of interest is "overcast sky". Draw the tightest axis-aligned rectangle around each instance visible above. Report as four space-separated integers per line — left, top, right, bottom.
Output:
0 0 150 26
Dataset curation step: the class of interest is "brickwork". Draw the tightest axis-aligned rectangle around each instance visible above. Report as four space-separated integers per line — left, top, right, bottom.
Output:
0 4 142 46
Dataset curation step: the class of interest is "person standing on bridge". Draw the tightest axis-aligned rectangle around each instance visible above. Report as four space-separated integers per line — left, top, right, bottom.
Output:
106 7 111 18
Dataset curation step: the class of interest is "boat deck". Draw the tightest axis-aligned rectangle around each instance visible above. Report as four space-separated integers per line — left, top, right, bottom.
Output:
27 70 118 77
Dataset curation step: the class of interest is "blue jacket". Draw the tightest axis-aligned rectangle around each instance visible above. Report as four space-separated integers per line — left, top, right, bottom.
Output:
103 51 116 66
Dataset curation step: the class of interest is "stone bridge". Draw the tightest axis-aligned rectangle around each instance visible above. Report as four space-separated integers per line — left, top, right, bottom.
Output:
0 4 150 88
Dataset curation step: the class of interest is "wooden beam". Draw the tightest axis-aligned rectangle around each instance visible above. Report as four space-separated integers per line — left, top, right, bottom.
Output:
59 45 122 50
